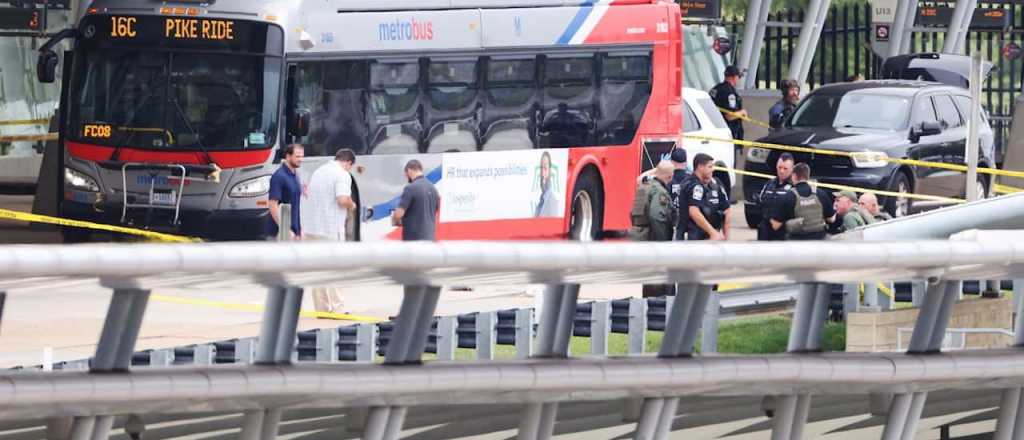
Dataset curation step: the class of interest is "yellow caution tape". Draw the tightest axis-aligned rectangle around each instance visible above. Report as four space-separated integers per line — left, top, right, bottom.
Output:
151 294 385 323
995 184 1022 195
0 118 49 126
857 283 896 300
720 166 966 204
0 208 199 243
718 107 772 129
0 133 57 143
686 133 1024 181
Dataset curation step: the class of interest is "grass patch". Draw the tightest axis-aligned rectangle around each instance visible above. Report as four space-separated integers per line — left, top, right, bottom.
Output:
425 315 845 361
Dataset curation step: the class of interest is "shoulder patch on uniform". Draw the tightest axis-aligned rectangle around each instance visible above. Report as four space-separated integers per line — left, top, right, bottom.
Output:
728 94 737 108
692 185 704 200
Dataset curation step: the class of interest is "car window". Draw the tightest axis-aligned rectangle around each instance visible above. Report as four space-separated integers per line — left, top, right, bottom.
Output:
789 92 910 130
933 95 962 129
683 102 701 133
696 96 728 129
952 95 986 125
911 96 938 128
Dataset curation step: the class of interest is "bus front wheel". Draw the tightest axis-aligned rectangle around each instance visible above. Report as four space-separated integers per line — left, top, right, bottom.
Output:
569 171 604 242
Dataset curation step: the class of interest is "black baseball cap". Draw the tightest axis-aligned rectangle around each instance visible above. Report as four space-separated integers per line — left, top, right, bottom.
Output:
670 148 687 164
724 65 743 77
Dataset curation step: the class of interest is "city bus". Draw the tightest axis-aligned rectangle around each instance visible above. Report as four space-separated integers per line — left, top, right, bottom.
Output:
40 0 683 242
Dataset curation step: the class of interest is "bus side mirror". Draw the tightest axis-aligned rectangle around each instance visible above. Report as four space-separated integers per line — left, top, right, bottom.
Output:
288 108 310 138
37 50 58 83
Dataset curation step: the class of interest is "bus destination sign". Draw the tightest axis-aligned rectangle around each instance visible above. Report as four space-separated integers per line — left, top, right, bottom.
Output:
678 0 721 20
108 16 235 41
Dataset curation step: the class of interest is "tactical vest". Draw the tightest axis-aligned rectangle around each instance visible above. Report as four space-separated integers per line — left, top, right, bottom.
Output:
784 189 827 236
629 180 655 240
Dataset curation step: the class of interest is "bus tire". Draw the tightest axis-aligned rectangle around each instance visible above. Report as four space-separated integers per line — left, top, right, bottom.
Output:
569 170 604 242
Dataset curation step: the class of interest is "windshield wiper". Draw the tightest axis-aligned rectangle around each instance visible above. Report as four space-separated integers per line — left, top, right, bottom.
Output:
169 97 217 167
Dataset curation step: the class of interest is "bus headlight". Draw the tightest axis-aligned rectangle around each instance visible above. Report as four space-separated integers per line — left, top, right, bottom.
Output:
746 147 770 164
229 175 271 198
64 167 99 192
850 151 890 168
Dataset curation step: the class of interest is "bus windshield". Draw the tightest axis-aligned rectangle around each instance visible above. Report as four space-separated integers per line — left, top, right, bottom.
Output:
68 16 283 151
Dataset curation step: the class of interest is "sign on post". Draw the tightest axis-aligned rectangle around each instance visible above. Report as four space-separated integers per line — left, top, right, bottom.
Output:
917 6 1010 30
678 0 721 21
0 7 42 31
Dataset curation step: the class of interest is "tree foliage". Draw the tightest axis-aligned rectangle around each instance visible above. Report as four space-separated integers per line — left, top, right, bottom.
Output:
723 0 867 17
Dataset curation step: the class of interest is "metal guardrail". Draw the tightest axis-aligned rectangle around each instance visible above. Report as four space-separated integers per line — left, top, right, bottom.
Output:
22 285 802 371
1 236 1023 440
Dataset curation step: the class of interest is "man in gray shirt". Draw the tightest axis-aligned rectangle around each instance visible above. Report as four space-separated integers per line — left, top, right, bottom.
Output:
392 160 440 241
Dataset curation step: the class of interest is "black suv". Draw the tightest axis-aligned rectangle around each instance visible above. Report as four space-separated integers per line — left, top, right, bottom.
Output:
743 80 995 226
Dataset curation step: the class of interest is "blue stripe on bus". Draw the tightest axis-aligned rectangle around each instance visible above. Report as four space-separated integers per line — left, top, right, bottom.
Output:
556 5 594 45
369 166 443 221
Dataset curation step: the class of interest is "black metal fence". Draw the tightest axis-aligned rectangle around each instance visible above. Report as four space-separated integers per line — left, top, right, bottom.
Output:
727 1 1024 163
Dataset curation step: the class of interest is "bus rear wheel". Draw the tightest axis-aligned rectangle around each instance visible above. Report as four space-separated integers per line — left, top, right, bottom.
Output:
569 171 604 241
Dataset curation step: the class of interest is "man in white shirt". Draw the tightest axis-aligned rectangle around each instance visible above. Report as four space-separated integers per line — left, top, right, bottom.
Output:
306 149 356 241
304 148 357 314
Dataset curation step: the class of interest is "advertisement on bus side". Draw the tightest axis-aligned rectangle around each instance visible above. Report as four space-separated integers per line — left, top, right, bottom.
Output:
440 149 569 222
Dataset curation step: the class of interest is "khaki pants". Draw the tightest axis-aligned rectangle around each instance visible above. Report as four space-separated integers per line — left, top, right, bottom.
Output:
304 233 345 315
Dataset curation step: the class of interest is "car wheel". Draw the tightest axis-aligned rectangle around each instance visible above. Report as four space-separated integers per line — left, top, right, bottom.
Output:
744 207 760 229
569 171 604 241
885 173 913 218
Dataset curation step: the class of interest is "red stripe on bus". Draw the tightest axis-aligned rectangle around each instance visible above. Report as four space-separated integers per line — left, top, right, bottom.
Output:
67 142 272 169
385 218 567 241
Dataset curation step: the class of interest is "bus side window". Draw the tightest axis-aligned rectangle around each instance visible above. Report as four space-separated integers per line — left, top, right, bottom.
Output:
597 53 651 146
367 60 422 155
539 55 596 148
481 56 539 151
424 57 480 153
322 60 370 155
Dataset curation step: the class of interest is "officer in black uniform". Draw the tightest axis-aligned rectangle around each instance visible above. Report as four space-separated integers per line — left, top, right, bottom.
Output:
666 148 690 240
769 163 836 240
682 153 731 241
756 152 795 241
710 66 748 159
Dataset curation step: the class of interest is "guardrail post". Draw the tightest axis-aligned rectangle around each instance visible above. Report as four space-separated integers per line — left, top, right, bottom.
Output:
515 308 534 360
628 297 647 355
591 301 610 356
476 311 496 360
277 203 292 241
701 291 720 354
150 349 173 367
437 316 457 361
911 280 926 308
356 323 376 363
862 282 878 308
843 283 859 319
316 328 340 363
194 344 215 365
364 285 441 440
236 338 256 364
518 284 579 440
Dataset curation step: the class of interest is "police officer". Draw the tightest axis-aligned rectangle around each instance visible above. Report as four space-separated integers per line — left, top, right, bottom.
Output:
710 66 747 158
833 189 876 233
768 163 836 240
769 80 800 131
755 153 795 241
666 149 690 240
682 153 731 241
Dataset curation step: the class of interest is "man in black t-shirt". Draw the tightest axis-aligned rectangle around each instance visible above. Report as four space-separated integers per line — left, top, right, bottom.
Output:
769 163 836 240
392 160 440 241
